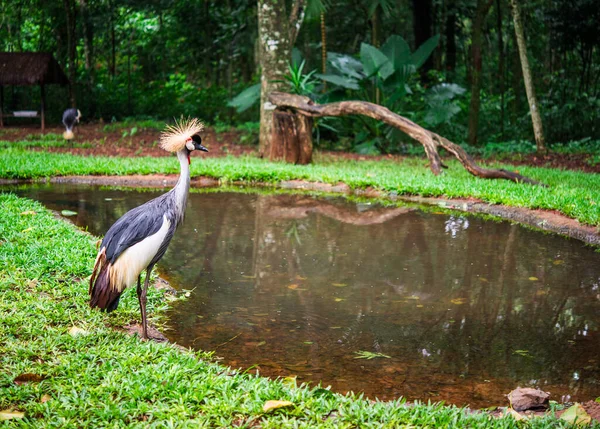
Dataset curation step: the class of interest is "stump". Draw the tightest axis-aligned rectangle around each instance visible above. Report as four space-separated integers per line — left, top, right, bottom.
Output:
269 110 313 165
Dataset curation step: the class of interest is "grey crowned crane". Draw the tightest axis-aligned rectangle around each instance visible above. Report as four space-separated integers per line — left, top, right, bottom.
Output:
62 108 82 140
89 118 208 339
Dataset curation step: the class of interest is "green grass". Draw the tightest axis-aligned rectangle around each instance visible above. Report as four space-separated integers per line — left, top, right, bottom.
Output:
1 147 599 226
0 139 92 150
102 118 166 133
0 193 584 427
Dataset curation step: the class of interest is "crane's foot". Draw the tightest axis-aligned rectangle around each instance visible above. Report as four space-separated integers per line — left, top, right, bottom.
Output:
124 323 167 342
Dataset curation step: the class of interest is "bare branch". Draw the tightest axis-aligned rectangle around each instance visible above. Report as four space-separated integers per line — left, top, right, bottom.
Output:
268 92 545 186
289 0 306 45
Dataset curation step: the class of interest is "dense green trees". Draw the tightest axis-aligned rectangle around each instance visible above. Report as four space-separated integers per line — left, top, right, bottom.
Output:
0 0 597 152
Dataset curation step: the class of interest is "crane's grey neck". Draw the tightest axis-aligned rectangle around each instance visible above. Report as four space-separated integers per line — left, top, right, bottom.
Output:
172 149 191 225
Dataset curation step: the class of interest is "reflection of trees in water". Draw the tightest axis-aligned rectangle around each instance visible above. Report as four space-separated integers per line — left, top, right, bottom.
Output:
165 194 599 390
11 185 600 405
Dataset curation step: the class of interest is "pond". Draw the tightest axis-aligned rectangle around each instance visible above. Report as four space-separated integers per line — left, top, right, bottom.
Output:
4 183 600 408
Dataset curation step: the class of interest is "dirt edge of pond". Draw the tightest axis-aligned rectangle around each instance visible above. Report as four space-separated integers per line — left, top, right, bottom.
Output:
13 174 598 247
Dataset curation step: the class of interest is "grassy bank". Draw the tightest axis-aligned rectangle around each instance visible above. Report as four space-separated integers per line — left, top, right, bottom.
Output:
0 193 581 428
1 148 600 227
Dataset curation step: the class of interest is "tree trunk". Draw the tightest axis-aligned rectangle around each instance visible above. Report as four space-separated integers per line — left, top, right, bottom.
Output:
79 0 94 115
203 0 212 86
269 110 313 164
289 0 306 45
445 1 457 76
467 0 493 146
371 5 381 103
412 0 434 77
269 92 543 185
320 12 327 74
510 0 546 152
63 0 77 107
257 0 294 157
109 0 116 78
371 4 381 48
496 0 505 139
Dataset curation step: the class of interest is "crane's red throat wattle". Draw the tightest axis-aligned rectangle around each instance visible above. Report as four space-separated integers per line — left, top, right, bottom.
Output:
187 154 191 165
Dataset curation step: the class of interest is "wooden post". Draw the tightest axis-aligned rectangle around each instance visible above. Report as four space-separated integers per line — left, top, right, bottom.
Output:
40 83 46 132
0 85 4 128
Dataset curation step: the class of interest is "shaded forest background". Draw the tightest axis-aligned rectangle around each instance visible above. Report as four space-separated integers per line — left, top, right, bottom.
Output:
0 0 598 154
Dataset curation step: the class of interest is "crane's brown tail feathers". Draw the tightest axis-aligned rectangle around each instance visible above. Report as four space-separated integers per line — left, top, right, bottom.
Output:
89 247 123 312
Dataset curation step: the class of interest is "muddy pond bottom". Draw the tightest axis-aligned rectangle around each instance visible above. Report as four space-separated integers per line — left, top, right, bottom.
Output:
5 183 600 408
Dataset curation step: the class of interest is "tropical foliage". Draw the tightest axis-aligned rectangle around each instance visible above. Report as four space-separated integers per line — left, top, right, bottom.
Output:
0 0 597 153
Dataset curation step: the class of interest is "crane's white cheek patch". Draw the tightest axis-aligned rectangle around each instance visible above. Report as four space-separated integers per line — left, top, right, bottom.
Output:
186 141 195 151
110 215 171 292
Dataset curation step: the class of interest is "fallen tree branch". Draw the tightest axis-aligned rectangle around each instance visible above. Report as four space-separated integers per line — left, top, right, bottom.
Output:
269 92 544 186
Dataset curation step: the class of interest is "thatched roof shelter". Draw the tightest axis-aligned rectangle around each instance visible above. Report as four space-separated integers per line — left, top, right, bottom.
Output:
0 52 69 130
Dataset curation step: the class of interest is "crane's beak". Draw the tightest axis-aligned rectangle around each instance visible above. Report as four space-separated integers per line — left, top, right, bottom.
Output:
195 143 209 152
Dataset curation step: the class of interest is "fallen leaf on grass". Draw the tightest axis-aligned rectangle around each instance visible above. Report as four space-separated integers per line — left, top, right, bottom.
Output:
560 403 591 426
14 373 43 385
68 326 88 336
20 210 36 216
0 410 24 420
507 408 525 421
40 394 52 403
262 400 294 412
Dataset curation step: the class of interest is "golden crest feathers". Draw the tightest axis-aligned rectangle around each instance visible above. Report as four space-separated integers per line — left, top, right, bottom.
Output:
159 117 204 153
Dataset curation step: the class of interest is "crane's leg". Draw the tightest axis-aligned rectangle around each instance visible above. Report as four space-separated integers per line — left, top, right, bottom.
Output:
139 265 154 340
136 274 146 340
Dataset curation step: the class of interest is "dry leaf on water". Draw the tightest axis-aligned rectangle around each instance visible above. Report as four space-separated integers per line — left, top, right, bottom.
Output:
528 277 539 281
262 400 294 412
0 410 25 420
560 403 592 426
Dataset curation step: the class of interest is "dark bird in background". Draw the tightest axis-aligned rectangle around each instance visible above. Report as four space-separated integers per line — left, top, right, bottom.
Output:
62 108 82 140
89 118 208 339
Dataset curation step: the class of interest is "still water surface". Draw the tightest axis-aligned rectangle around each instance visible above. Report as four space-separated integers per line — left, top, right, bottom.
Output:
5 183 600 407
